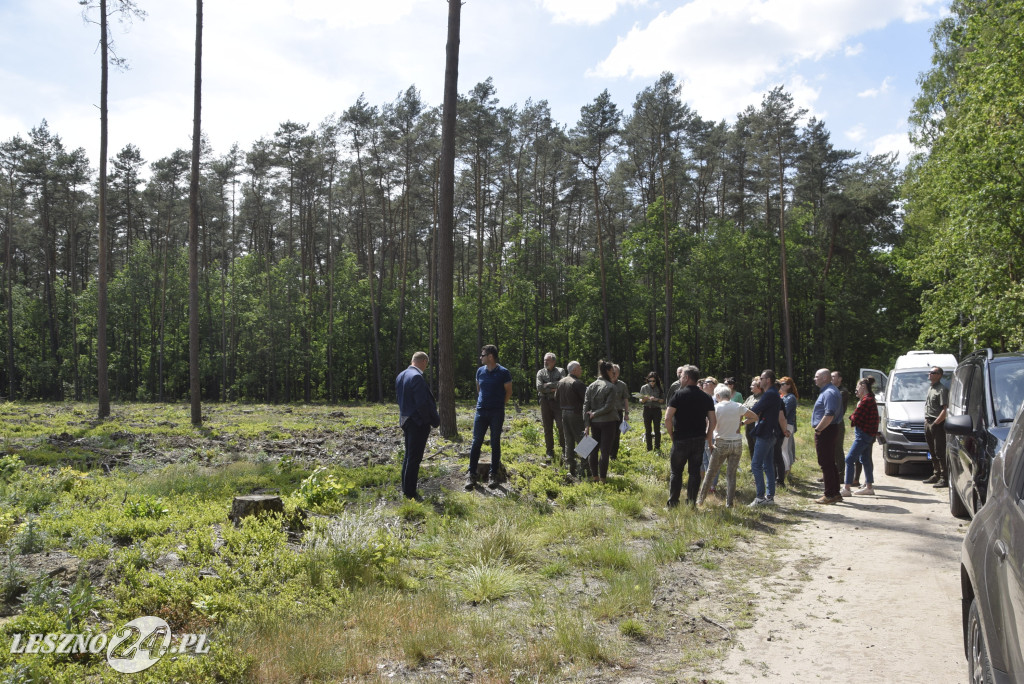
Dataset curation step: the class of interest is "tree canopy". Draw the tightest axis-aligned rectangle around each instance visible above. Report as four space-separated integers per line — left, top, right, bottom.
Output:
902 0 1024 353
1 68 920 403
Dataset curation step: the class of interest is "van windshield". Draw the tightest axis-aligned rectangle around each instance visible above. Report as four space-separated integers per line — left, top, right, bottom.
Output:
888 370 951 402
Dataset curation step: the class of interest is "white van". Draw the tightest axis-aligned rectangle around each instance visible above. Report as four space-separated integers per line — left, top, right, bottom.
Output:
860 351 957 475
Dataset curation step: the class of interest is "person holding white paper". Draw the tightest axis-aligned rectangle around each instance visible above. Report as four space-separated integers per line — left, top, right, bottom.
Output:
583 360 618 484
555 361 586 478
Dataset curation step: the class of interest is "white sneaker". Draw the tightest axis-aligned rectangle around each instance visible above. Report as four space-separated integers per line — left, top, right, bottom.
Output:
839 486 853 498
853 485 876 496
748 497 768 507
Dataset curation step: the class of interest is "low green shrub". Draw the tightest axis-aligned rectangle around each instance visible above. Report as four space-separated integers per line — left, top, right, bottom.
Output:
293 466 354 511
300 501 407 588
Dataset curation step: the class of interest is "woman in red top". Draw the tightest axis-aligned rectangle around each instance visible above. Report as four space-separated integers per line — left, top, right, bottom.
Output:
840 377 880 497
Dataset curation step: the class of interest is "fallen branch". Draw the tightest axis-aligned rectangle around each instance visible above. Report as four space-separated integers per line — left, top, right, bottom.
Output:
701 614 732 640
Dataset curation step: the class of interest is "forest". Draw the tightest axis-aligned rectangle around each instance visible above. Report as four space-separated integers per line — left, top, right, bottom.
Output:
2 0 1019 405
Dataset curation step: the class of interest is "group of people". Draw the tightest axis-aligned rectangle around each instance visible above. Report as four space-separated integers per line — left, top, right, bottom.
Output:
395 346 884 509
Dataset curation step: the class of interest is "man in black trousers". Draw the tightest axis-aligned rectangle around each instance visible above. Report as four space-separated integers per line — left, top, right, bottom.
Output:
395 351 440 501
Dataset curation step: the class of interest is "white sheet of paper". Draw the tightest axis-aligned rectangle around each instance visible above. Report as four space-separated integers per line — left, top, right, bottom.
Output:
575 434 598 457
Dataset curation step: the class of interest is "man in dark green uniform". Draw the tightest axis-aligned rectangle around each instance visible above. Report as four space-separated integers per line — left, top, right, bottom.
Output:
555 361 586 477
923 366 949 487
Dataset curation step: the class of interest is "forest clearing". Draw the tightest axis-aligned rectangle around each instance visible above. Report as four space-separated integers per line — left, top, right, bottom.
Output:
0 399 840 682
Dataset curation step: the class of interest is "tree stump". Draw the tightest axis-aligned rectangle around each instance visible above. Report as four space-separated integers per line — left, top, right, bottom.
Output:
229 495 284 524
476 460 507 483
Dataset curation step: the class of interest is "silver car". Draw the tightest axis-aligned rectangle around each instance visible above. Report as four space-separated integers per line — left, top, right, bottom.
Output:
960 403 1024 683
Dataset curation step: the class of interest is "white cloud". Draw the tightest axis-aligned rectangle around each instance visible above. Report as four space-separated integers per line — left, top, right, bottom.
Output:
845 43 864 56
539 0 644 25
786 74 824 120
870 132 918 161
857 76 892 98
290 0 428 29
590 0 944 120
845 124 867 142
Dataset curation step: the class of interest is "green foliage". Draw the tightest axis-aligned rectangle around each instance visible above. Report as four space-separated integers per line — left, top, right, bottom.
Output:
0 455 23 483
0 552 22 605
14 519 45 555
902 0 1024 350
619 618 649 639
300 502 407 588
293 466 354 510
124 495 169 519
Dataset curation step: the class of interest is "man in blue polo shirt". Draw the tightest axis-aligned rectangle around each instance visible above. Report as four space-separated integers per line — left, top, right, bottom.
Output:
812 368 843 504
467 344 513 490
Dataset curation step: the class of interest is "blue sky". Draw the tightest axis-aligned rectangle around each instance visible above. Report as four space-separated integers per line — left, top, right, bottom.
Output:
0 0 948 168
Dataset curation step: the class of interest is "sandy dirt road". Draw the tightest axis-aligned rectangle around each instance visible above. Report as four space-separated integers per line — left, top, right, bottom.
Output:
719 445 967 683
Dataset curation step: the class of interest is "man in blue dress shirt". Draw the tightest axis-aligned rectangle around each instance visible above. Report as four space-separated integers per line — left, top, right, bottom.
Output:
467 344 513 490
395 351 440 501
812 368 843 504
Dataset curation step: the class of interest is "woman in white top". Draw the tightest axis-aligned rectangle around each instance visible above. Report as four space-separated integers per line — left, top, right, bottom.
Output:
697 384 747 507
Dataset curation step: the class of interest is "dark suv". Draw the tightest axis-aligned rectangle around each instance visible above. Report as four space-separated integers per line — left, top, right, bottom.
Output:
945 349 1024 518
959 400 1024 683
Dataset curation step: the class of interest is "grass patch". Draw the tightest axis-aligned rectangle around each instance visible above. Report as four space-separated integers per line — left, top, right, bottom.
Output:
455 562 528 603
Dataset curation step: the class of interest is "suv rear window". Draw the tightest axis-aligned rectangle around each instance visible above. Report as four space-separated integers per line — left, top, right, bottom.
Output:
888 370 951 402
991 360 1024 424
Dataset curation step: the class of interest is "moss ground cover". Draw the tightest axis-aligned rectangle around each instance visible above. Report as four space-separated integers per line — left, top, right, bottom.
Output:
0 400 820 682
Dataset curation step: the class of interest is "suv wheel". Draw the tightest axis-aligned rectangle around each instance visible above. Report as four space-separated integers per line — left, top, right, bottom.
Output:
967 598 994 684
884 460 900 476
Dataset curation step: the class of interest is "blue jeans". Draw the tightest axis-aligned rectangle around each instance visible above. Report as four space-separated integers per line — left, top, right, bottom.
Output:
844 427 875 485
469 409 505 479
751 434 777 499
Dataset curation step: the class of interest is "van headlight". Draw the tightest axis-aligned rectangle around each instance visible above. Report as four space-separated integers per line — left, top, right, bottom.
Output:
887 420 909 430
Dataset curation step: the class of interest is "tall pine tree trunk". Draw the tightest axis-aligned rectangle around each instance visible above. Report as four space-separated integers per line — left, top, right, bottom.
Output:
592 173 611 358
188 0 203 426
777 158 794 379
437 0 461 438
97 0 110 417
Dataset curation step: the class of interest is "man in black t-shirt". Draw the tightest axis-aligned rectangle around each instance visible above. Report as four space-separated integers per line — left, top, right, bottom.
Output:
664 364 716 506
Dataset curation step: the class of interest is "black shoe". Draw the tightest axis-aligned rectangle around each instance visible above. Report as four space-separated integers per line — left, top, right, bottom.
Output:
487 479 503 490
405 492 425 502
464 477 477 491
933 478 948 488
923 473 939 484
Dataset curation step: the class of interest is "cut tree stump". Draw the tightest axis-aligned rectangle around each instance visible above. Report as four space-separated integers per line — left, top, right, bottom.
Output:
476 459 507 483
229 495 284 524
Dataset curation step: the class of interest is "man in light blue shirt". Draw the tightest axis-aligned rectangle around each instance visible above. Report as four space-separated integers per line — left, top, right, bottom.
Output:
812 368 843 503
